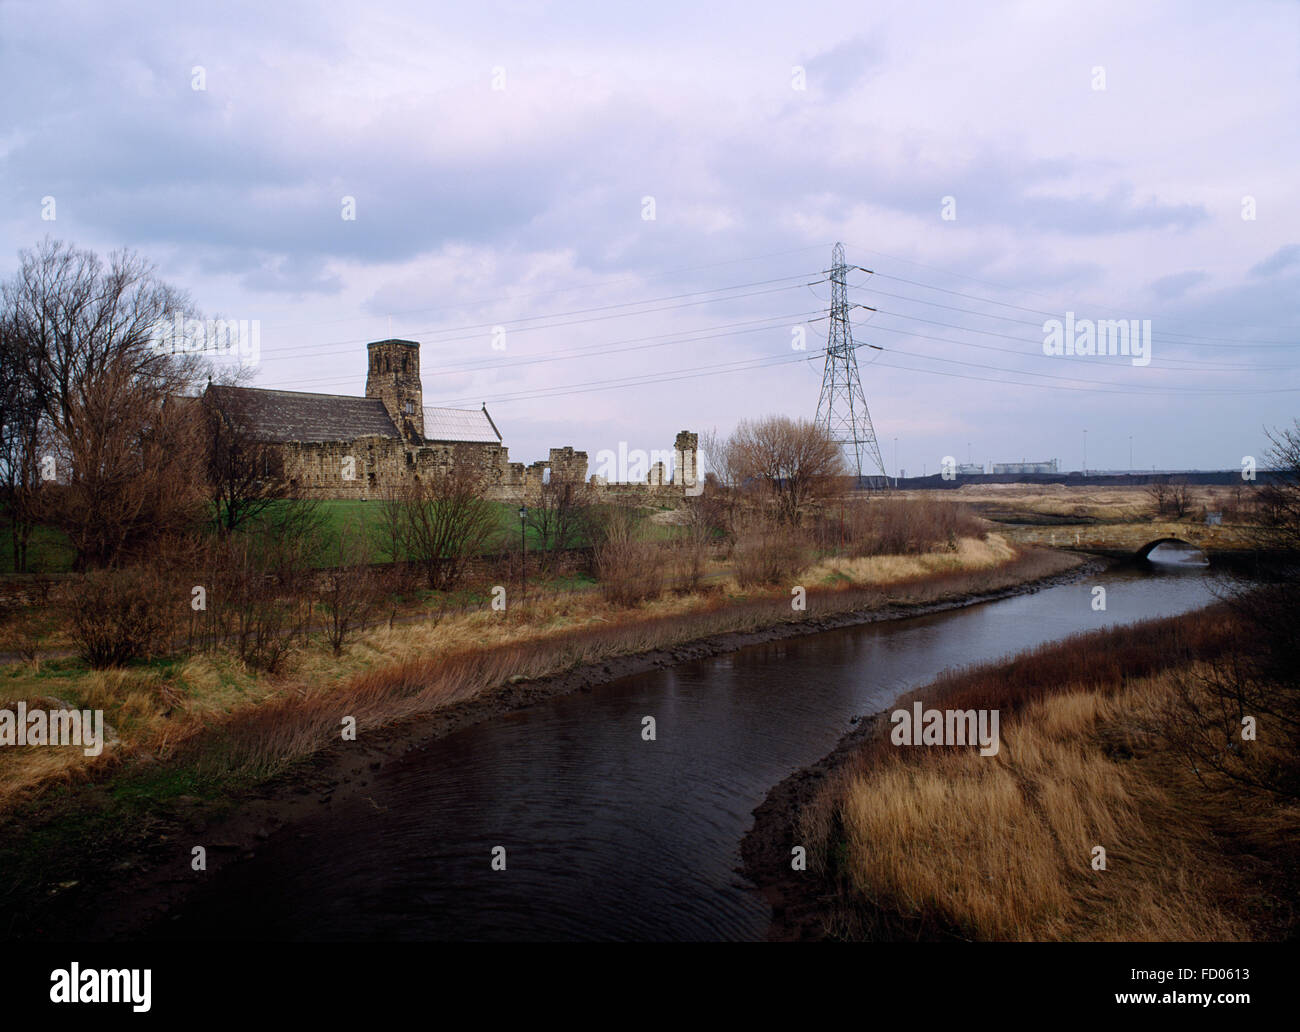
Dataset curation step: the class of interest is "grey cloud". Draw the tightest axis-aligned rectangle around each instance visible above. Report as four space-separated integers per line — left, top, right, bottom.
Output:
1149 270 1208 299
802 35 885 94
1249 243 1300 277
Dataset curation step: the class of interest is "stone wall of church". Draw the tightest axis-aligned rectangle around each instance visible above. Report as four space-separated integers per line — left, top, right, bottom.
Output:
282 437 512 499
279 430 698 505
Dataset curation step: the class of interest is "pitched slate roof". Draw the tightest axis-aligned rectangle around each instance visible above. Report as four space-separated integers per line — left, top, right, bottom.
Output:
422 405 501 444
206 385 399 444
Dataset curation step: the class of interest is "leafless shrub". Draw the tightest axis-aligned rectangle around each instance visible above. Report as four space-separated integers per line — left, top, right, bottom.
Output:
4 238 211 569
829 497 985 557
729 415 845 527
668 496 715 593
212 535 310 673
1159 420 1300 799
592 503 663 606
181 516 318 673
732 516 812 588
256 494 328 588
62 564 178 667
1 607 50 665
527 473 592 571
201 384 288 534
374 485 407 564
400 455 499 591
317 519 380 655
1148 476 1193 519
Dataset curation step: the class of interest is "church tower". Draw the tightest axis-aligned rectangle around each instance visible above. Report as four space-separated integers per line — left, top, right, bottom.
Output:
366 339 424 442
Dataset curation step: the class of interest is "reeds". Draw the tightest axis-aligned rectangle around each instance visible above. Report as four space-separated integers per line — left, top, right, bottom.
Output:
795 606 1288 941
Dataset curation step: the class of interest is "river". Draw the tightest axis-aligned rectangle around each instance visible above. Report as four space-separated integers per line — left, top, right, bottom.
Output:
149 556 1220 941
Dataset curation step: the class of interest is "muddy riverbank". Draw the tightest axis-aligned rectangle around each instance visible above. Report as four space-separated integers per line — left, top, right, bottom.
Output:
9 550 1097 940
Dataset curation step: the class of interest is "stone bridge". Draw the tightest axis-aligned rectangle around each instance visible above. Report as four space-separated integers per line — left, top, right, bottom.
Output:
1000 522 1250 558
1134 536 1206 560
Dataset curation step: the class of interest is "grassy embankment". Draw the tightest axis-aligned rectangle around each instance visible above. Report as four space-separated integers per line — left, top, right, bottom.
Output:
922 483 1261 553
789 607 1299 941
0 499 586 575
0 533 1074 817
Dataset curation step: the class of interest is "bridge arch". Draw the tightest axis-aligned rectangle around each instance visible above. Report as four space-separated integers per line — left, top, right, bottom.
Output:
1136 537 1199 560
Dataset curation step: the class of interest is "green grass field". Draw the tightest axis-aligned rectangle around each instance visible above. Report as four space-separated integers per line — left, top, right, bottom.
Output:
0 517 75 574
0 497 658 573
312 498 588 560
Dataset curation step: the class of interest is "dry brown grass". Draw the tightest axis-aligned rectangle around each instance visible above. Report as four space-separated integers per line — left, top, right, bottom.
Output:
950 484 1152 521
804 533 1015 586
922 483 1264 525
797 608 1296 941
0 543 1079 810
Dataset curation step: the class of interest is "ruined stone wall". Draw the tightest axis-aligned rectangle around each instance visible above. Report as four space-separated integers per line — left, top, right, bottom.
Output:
281 438 400 498
673 431 699 490
278 429 698 506
283 438 511 499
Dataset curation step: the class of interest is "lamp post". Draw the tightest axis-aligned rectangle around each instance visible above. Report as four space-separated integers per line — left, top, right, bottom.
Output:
518 504 528 601
1083 429 1088 476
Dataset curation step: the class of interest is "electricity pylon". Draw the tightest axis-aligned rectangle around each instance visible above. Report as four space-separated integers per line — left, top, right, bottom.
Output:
815 242 886 485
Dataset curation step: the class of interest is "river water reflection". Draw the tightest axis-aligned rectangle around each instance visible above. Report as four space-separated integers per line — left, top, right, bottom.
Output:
153 562 1220 941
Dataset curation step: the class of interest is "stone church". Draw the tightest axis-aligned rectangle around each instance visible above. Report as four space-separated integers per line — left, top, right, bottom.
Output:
205 337 697 501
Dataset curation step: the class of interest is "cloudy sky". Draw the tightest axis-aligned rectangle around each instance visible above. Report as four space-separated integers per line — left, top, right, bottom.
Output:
2 0 1297 476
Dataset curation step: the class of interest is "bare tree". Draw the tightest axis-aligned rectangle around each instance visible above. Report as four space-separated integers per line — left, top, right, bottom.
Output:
591 501 663 605
699 426 739 489
317 517 378 655
1162 420 1300 799
670 495 715 592
1257 420 1300 554
729 415 845 526
255 491 329 588
2 238 208 568
35 358 208 567
526 471 592 571
0 312 43 571
400 453 498 591
202 384 288 534
698 426 742 544
374 484 407 564
1169 478 1193 519
1147 477 1171 517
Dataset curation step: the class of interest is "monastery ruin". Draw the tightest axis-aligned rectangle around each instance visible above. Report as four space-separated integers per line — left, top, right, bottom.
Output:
205 338 699 501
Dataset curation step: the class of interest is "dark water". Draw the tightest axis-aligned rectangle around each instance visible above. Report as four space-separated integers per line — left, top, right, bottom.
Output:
152 562 1220 941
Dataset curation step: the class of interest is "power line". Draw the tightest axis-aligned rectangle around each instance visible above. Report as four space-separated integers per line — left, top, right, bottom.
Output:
861 271 1297 349
251 310 822 391
228 245 1297 408
842 239 1294 335
252 243 832 331
257 274 824 362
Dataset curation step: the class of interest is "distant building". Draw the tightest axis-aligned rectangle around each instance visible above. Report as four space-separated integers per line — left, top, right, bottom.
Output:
992 458 1059 475
1205 511 1223 526
957 462 985 475
202 336 699 500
